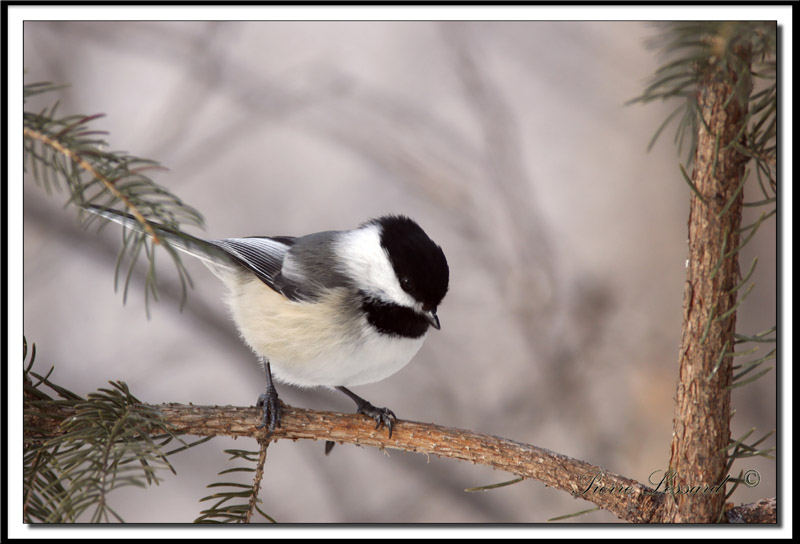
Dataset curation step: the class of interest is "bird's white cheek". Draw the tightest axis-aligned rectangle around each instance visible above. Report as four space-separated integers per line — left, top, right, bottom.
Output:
336 226 416 308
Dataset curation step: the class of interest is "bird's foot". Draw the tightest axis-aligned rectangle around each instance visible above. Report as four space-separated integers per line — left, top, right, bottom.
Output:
355 400 397 439
256 384 282 438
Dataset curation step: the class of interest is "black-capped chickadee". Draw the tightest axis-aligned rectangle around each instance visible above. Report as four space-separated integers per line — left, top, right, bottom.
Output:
83 205 449 440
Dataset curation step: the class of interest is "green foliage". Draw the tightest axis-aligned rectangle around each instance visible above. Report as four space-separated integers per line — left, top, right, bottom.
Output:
464 476 524 492
634 21 778 380
23 81 205 314
630 22 776 172
195 449 276 524
23 338 196 523
23 81 274 524
548 507 602 522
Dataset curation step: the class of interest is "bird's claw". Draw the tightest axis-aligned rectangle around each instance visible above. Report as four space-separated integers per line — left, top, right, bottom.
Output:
256 385 282 438
356 402 397 439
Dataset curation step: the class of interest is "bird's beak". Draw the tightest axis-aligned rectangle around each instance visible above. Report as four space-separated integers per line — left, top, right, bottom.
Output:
423 309 441 330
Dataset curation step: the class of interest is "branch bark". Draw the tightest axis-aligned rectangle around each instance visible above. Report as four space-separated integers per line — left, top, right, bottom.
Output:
29 400 778 523
665 47 753 522
725 497 777 524
28 399 662 522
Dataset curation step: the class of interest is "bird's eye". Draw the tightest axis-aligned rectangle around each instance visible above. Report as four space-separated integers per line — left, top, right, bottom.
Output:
400 276 414 293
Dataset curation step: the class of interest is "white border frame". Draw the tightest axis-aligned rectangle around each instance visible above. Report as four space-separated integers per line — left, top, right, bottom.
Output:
7 4 792 539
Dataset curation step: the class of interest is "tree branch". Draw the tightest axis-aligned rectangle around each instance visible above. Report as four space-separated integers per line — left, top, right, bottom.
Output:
26 398 778 523
665 42 753 523
725 498 777 524
23 126 162 243
34 400 667 522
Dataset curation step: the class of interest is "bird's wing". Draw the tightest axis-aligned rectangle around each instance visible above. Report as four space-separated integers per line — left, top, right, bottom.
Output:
211 236 311 300
215 230 353 302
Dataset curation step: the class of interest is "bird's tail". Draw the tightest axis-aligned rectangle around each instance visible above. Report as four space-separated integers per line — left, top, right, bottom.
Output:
83 204 237 271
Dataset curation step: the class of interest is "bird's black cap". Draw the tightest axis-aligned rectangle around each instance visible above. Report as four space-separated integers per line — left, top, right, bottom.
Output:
373 215 449 311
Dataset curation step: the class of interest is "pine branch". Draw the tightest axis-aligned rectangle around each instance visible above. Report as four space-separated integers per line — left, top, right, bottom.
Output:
24 126 161 242
24 340 187 523
28 399 778 523
30 400 664 523
194 447 276 524
23 81 205 313
632 22 777 523
25 341 776 524
725 498 777 524
665 33 753 525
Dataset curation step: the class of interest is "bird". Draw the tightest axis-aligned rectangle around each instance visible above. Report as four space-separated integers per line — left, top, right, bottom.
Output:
82 205 449 441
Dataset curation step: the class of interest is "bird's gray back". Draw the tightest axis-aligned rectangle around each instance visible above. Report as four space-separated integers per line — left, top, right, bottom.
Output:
282 231 351 296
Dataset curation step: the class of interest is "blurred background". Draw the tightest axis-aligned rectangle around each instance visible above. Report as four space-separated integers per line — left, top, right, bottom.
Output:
22 21 777 523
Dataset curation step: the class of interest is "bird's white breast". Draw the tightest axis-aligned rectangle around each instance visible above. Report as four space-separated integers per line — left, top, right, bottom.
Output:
223 276 426 387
